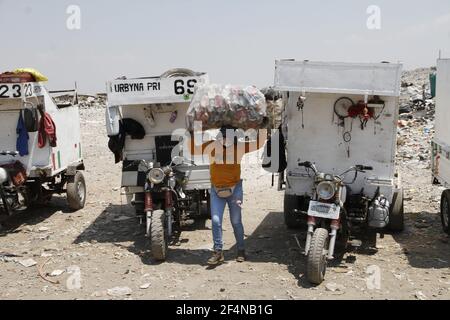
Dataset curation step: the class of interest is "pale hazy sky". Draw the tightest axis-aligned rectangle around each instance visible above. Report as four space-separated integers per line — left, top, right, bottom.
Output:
1 0 449 93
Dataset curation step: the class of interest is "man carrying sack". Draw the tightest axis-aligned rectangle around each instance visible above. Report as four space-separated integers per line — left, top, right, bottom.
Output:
188 126 266 265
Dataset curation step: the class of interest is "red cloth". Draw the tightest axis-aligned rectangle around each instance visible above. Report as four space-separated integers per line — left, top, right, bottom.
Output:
348 101 374 120
38 112 57 148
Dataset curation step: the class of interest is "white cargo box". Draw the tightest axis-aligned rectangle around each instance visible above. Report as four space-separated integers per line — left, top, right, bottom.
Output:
0 82 83 178
274 60 402 201
275 60 402 96
432 59 450 187
107 74 209 105
106 72 211 191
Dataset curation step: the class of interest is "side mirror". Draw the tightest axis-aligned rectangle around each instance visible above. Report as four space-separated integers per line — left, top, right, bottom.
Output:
172 156 184 166
105 106 121 136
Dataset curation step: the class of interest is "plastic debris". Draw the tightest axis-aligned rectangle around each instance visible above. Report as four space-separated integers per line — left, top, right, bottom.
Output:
187 84 267 131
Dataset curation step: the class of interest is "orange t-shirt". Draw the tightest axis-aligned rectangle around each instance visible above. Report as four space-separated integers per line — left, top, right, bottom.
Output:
209 143 244 188
189 135 266 188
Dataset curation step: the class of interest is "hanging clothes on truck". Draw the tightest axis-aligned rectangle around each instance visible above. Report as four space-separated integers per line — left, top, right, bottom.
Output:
23 108 38 132
262 125 287 173
38 108 57 148
108 118 146 163
16 112 29 156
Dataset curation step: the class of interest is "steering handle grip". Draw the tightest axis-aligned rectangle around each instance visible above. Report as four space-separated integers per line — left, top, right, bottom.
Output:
356 165 373 171
298 161 312 167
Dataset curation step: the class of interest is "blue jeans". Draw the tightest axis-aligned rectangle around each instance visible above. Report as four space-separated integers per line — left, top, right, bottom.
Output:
210 180 245 251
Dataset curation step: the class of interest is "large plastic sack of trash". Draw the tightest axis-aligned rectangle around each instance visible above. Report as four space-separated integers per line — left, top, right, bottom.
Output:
186 84 267 131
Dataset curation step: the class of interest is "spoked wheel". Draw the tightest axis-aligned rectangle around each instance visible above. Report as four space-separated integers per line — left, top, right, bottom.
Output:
150 210 168 261
306 228 329 285
440 190 450 235
67 171 86 211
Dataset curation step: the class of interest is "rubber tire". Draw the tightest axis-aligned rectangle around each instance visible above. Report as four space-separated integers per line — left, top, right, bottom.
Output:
200 201 211 219
388 190 404 232
283 194 305 229
160 68 196 78
66 171 86 211
440 190 450 235
306 228 329 285
150 210 168 261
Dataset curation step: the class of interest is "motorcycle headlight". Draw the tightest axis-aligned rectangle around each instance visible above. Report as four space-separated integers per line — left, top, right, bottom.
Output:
317 181 336 200
148 168 165 184
0 168 7 184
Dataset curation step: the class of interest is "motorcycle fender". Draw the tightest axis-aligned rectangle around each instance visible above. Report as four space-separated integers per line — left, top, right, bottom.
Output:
339 186 347 205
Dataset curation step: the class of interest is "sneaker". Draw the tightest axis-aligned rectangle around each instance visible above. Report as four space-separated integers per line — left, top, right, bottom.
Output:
236 250 246 263
207 251 224 265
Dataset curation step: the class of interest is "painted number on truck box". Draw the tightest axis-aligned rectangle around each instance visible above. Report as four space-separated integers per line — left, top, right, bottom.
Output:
0 83 33 98
174 79 197 95
0 84 21 98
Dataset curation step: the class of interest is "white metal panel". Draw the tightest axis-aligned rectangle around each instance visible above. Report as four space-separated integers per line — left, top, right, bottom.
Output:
274 60 402 96
435 59 450 146
431 142 450 188
0 82 45 101
0 110 51 171
120 102 211 189
46 105 82 173
285 92 399 202
432 59 450 186
0 83 82 176
107 74 209 105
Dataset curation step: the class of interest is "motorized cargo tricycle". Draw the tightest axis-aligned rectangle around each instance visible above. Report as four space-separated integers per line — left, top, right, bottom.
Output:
274 60 405 284
0 78 86 220
105 68 212 261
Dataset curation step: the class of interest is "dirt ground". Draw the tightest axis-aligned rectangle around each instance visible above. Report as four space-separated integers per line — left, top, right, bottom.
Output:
0 107 449 300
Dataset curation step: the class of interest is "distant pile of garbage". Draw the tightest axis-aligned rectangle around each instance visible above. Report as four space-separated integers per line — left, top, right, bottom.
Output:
396 67 435 165
78 95 107 109
53 94 106 109
398 67 435 122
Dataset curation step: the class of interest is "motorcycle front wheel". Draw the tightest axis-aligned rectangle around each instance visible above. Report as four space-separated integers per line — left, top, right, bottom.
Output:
150 210 168 261
306 228 329 285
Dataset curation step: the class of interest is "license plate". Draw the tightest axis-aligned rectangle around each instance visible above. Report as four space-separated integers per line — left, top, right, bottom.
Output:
307 201 340 220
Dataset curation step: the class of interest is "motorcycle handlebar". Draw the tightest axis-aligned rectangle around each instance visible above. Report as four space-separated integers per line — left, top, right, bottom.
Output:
298 161 312 168
356 165 373 171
